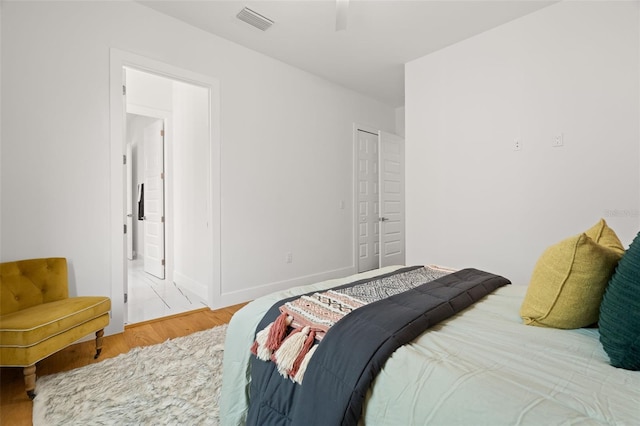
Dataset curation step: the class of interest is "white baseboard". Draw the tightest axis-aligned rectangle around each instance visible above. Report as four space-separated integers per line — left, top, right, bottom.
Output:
173 271 208 301
212 265 356 310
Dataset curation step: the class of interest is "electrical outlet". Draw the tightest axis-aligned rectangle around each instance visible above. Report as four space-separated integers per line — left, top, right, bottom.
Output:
513 138 522 151
553 133 564 147
285 252 293 263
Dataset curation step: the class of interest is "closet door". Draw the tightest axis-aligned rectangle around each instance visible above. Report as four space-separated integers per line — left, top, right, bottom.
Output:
378 131 405 268
356 129 405 273
356 130 380 273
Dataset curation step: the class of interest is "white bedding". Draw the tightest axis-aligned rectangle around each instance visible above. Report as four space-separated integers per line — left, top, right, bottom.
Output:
219 266 640 425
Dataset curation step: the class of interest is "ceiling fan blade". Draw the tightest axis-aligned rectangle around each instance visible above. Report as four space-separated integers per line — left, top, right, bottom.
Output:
336 0 349 31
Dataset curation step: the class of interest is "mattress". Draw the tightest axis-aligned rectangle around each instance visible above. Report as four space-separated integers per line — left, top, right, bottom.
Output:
219 266 640 425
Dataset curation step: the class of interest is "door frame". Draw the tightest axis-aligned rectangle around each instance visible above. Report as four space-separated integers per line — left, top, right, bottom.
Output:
109 48 221 334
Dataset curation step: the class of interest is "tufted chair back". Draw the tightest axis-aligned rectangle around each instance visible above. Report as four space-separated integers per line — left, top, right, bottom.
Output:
0 257 69 315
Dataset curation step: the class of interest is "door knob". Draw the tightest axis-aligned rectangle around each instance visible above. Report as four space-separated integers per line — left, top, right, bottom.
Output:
379 217 389 222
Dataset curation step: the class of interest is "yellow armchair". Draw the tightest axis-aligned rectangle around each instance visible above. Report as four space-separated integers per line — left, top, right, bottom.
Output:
0 257 111 399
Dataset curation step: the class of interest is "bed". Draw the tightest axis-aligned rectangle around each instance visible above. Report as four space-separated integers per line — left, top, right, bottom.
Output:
219 262 639 426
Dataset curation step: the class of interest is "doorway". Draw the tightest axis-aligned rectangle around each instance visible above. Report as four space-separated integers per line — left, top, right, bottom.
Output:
110 49 221 333
123 66 212 324
355 126 406 273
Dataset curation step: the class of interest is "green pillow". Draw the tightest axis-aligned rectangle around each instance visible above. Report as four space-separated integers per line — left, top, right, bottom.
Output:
520 220 623 329
599 231 640 370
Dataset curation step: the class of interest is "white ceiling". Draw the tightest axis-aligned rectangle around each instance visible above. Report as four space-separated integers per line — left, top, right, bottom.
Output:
140 1 556 107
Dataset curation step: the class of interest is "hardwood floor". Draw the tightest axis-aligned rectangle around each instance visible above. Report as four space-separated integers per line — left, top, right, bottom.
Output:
0 303 246 426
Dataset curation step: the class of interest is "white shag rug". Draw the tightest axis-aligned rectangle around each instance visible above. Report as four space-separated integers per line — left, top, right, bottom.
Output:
33 324 227 426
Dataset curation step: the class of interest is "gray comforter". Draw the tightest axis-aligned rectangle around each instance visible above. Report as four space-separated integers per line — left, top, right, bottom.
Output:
247 267 510 426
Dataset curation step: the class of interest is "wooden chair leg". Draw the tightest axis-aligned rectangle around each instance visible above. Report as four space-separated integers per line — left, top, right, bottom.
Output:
24 364 36 400
94 329 104 359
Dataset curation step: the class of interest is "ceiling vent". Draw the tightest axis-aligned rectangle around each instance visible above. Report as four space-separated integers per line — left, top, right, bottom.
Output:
236 7 274 31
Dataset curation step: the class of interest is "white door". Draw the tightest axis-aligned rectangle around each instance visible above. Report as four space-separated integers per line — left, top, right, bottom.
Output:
143 119 165 279
357 130 380 272
126 143 134 260
378 131 405 267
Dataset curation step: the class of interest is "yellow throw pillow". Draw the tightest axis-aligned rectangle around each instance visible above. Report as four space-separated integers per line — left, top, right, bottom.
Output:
520 222 624 329
585 218 625 255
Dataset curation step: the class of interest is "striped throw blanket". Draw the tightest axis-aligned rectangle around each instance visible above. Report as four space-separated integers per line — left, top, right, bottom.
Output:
250 265 453 383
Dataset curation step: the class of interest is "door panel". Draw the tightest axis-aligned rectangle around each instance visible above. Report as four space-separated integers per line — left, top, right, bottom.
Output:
126 143 133 260
379 131 405 267
143 119 165 279
357 130 380 273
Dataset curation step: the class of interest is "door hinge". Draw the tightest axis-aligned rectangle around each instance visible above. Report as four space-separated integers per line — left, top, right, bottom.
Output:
123 85 126 95
161 259 165 266
124 224 127 234
160 129 164 137
160 172 164 179
124 293 128 303
161 216 165 223
123 155 126 165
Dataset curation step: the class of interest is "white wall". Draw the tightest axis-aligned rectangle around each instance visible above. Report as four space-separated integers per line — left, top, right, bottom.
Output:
0 1 395 334
0 2 2 259
406 1 640 286
395 107 405 138
172 80 212 299
126 69 173 112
